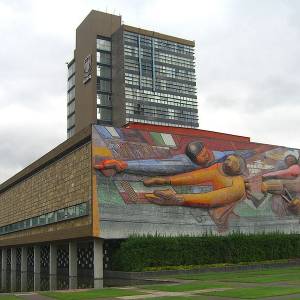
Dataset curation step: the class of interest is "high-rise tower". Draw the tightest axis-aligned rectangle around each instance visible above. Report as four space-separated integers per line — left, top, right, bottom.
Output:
67 10 198 138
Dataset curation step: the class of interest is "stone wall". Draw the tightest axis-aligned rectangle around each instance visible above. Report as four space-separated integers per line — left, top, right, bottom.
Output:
0 142 92 245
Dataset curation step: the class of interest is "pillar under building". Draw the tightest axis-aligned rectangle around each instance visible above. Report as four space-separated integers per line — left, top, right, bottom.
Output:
49 244 57 290
69 241 77 289
21 247 28 292
34 246 40 291
93 239 103 289
1 249 7 291
10 248 16 292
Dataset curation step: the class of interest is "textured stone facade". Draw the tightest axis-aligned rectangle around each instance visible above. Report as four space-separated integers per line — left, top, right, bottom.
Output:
0 142 92 245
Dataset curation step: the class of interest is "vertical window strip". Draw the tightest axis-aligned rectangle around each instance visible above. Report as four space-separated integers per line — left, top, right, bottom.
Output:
152 38 156 91
138 35 142 89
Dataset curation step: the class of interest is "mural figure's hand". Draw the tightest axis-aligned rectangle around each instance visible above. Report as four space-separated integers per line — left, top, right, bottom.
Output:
95 159 128 172
143 177 171 186
288 198 300 215
261 180 283 194
145 189 184 206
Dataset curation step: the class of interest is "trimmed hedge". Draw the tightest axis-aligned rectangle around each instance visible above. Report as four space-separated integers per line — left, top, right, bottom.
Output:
111 233 300 271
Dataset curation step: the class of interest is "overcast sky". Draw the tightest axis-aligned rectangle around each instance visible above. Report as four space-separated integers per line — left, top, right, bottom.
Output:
0 0 300 183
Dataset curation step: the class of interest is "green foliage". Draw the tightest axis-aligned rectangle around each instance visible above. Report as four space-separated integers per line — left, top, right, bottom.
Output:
111 233 300 271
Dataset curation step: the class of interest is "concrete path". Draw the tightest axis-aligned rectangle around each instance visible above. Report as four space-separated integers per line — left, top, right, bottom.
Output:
15 294 54 300
117 287 232 299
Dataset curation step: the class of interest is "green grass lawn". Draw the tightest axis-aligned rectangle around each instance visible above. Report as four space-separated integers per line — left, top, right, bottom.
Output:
174 266 300 281
222 272 300 283
36 266 300 300
142 281 229 292
0 296 22 300
205 286 300 299
41 288 145 300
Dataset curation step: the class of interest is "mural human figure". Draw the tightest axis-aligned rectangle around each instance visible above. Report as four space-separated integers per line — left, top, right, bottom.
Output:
143 154 247 209
95 141 252 176
261 154 300 215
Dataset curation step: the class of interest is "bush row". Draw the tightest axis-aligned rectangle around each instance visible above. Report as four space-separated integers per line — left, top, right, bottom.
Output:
111 233 300 271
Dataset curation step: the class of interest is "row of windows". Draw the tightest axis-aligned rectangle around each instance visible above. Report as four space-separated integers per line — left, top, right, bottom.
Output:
156 78 196 95
67 75 75 90
124 31 194 56
153 39 194 56
124 59 196 82
68 61 75 78
124 44 195 70
125 73 153 89
125 73 196 96
67 100 75 116
125 117 197 128
125 102 198 122
124 59 139 72
97 38 111 52
67 113 75 128
124 44 153 60
156 65 196 82
155 52 194 69
97 107 112 122
125 87 198 109
125 109 198 123
97 51 111 65
97 93 112 107
67 88 75 103
0 202 88 236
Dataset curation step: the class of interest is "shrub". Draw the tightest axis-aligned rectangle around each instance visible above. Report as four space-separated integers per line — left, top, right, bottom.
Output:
111 233 300 271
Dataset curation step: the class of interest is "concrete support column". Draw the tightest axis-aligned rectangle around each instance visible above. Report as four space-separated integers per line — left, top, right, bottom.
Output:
1 249 7 291
69 241 77 289
49 244 57 290
21 247 28 292
93 239 103 289
34 246 41 291
10 248 16 291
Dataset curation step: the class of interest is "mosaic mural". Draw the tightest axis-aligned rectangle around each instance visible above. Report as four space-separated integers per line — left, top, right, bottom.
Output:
93 125 300 234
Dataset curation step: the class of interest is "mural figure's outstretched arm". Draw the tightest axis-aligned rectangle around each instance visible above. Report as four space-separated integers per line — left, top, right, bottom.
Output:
145 176 245 208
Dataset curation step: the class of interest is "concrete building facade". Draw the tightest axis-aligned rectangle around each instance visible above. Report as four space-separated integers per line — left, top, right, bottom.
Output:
1 124 300 291
67 10 198 138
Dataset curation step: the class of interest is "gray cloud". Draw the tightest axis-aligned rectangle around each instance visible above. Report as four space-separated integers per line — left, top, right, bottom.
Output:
1 0 300 183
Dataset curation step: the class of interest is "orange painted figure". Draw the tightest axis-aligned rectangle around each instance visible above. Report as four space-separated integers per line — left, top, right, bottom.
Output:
144 154 247 208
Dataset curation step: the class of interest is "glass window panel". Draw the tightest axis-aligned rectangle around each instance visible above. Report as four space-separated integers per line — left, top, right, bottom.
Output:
67 100 75 115
67 206 76 218
39 215 46 225
97 52 111 65
97 107 112 122
97 65 111 79
47 212 56 224
24 219 31 229
97 93 111 107
78 203 87 216
57 209 65 221
97 38 111 51
32 217 38 226
67 114 75 128
98 80 111 93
